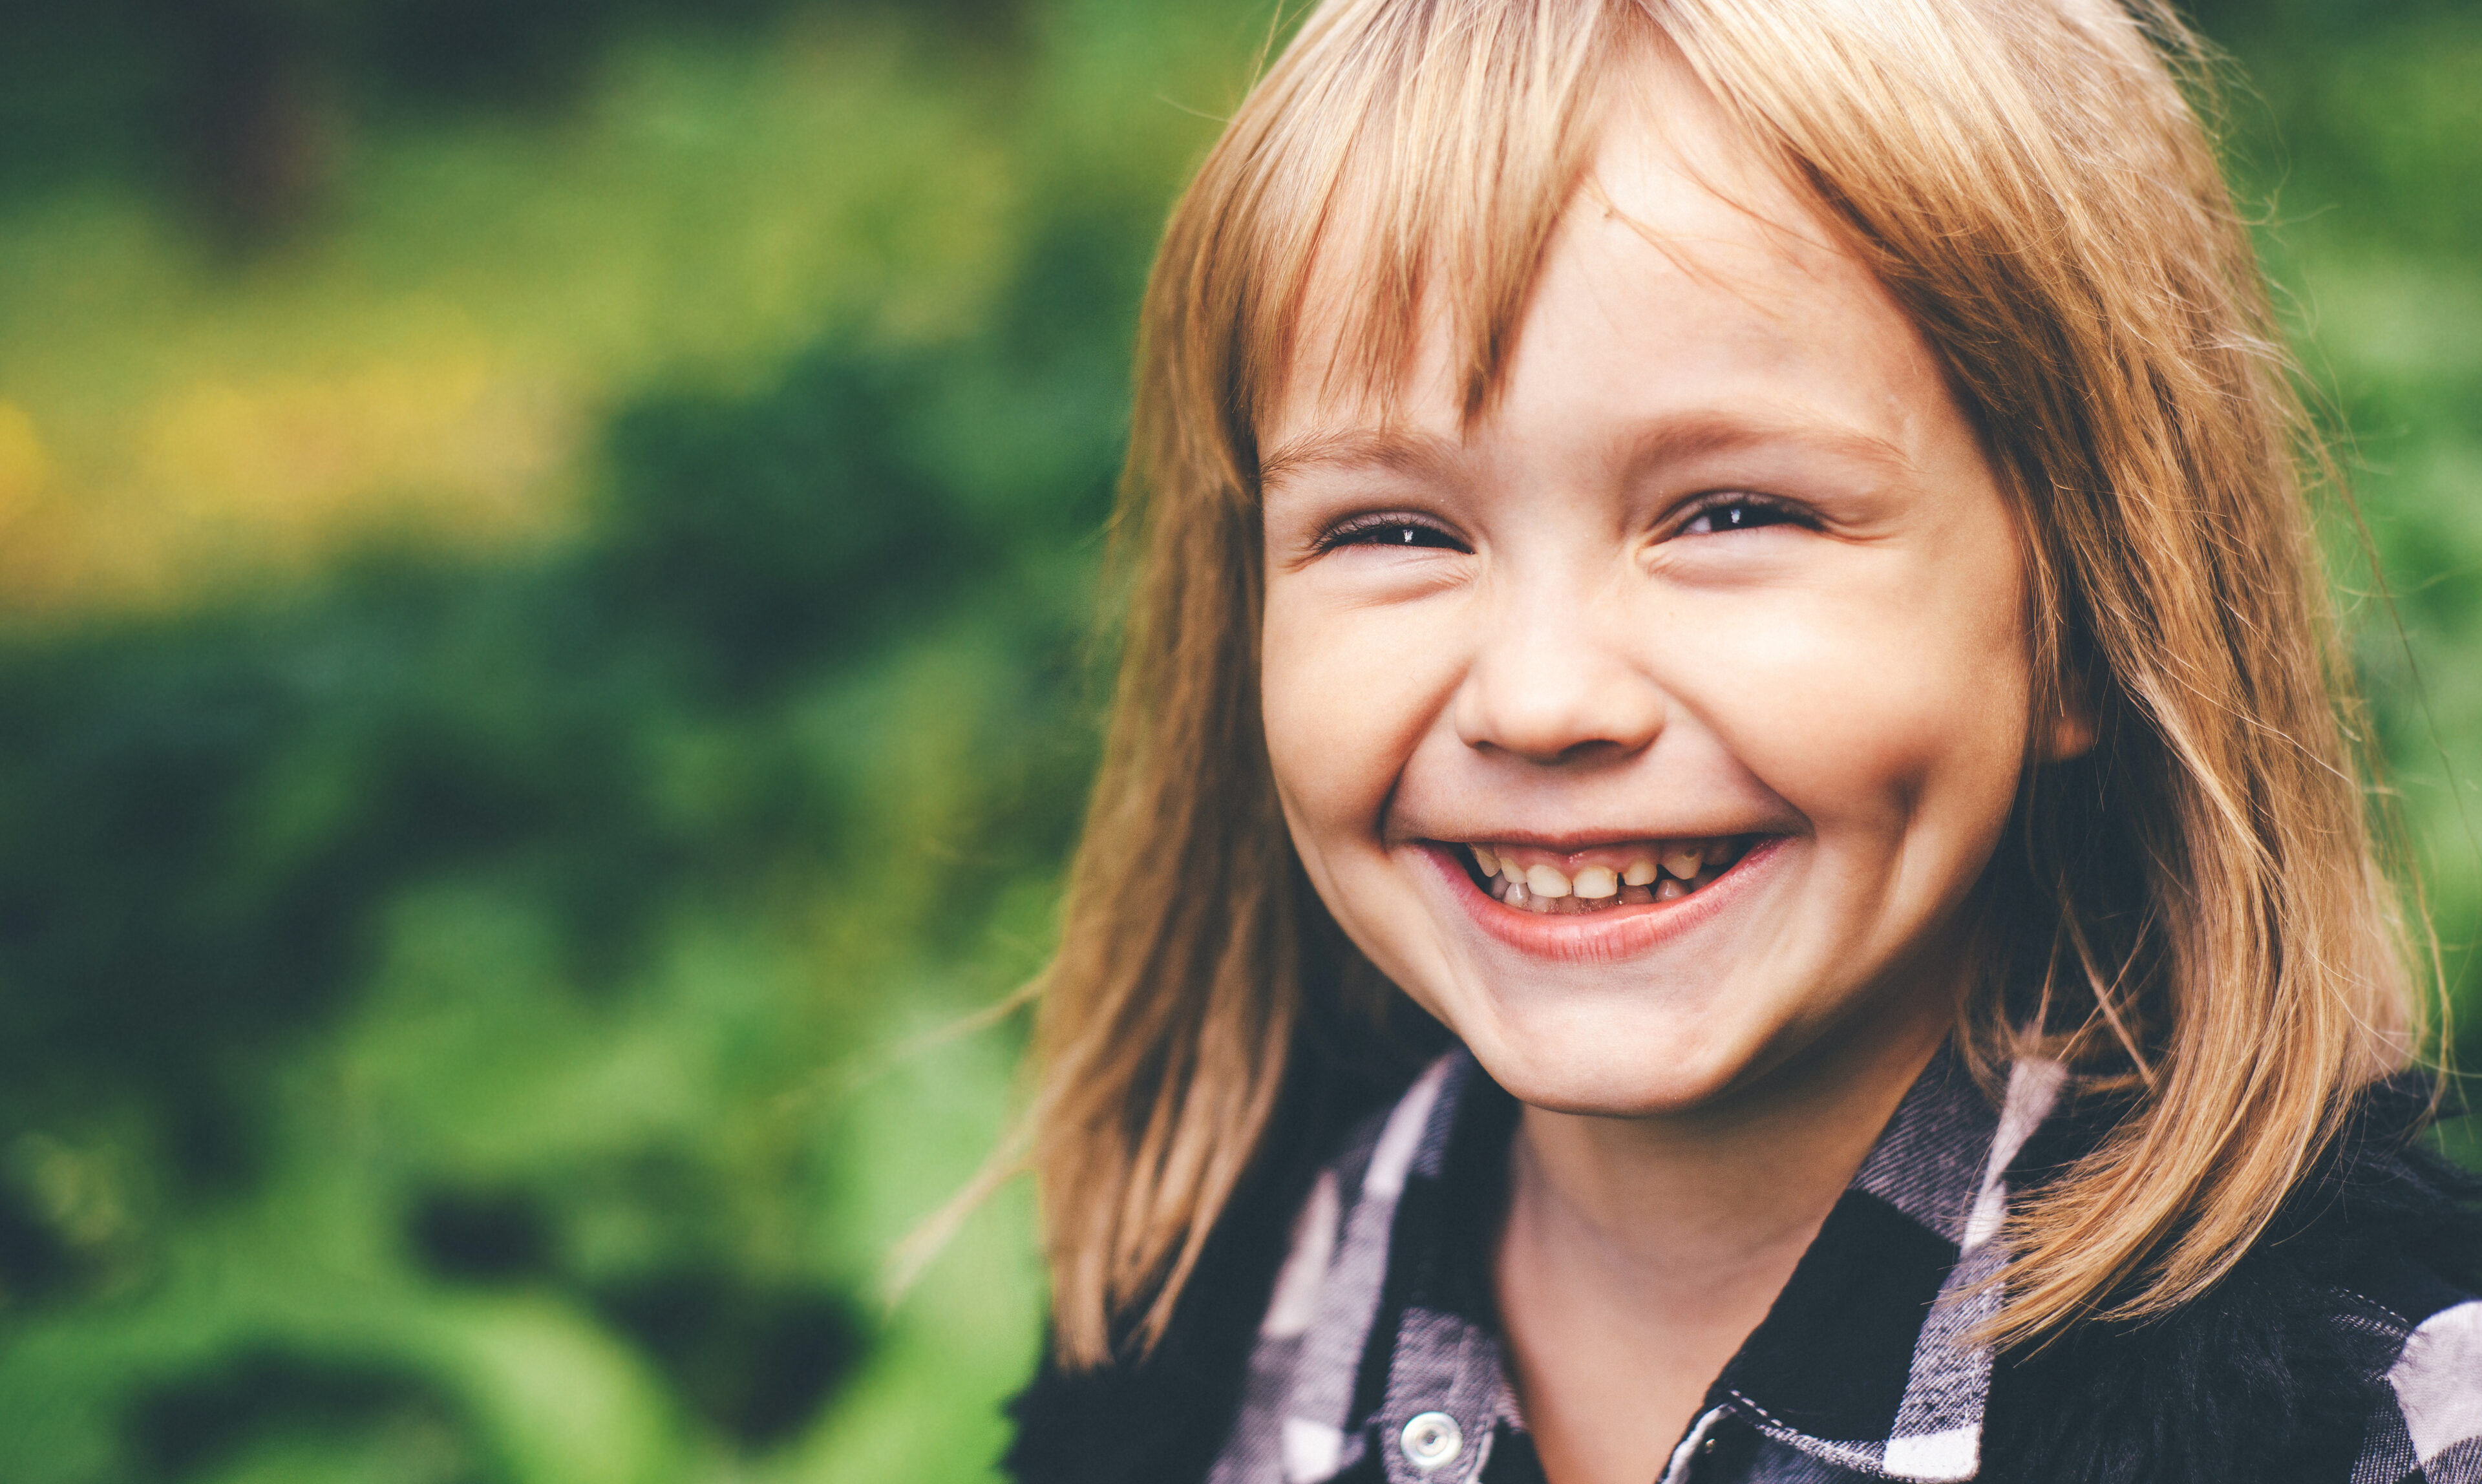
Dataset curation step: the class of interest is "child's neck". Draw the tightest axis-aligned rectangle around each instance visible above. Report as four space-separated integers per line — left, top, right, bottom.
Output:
1494 999 1950 1484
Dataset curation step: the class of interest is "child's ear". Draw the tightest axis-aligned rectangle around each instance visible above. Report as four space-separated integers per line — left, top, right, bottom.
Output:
2041 674 2097 763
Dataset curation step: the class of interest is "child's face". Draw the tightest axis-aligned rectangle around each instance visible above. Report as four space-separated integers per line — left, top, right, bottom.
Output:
1257 67 2041 1118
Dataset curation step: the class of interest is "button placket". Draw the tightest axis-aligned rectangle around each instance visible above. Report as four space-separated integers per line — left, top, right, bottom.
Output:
1374 1307 1505 1483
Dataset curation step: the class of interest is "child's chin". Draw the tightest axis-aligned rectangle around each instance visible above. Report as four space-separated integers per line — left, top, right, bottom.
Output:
1460 1013 1763 1118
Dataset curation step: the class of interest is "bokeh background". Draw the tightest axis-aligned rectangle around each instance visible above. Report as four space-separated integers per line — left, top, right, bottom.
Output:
0 1 2472 1480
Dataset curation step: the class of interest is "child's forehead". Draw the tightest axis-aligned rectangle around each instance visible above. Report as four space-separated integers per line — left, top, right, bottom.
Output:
1262 53 1875 449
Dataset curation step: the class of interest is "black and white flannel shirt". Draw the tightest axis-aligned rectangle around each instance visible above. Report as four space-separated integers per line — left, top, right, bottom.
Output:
1202 1050 2482 1484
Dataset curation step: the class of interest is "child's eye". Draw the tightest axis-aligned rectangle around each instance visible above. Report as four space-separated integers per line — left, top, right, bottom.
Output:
1677 495 1807 536
1317 516 1467 553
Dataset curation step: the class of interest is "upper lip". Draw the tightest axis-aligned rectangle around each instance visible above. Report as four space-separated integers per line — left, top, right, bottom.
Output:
1421 829 1768 851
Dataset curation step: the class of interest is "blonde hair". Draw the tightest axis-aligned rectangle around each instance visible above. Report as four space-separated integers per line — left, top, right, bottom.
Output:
1021 0 2432 1367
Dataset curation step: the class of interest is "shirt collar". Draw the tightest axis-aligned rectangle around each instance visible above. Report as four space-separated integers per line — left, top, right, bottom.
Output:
1692 1053 2064 1482
1209 1046 2068 1484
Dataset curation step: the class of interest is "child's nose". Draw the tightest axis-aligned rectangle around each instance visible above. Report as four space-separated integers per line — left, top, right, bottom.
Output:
1449 600 1666 765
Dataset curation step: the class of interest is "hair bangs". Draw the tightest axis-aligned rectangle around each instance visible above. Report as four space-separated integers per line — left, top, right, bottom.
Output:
1214 0 1638 462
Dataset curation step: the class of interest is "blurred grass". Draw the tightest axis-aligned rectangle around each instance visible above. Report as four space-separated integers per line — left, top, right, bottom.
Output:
0 1 2473 1481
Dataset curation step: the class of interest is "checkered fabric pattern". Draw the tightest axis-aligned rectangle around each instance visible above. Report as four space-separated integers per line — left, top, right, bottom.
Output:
2351 1291 2482 1484
1205 1050 2482 1484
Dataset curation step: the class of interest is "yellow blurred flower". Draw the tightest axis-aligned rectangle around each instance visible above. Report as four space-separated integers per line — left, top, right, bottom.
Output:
0 401 53 521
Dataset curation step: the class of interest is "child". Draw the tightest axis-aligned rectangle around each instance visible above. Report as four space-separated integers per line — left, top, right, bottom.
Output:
1000 1 2482 1480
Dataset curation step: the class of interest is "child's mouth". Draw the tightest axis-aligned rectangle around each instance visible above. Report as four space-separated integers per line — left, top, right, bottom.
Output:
1458 836 1753 915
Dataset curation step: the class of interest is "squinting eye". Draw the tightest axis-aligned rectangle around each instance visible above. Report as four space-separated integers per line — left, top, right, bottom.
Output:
1680 496 1801 535
1322 518 1465 551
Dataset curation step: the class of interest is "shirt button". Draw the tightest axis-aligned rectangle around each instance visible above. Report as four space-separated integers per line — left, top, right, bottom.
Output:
1399 1412 1464 1471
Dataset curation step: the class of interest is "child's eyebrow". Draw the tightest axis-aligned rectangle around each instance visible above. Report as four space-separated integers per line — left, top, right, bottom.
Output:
1256 428 1461 493
1611 412 1915 482
1257 414 1914 495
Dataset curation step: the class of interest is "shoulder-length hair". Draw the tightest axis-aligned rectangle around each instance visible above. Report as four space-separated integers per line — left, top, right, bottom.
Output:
1021 0 2431 1368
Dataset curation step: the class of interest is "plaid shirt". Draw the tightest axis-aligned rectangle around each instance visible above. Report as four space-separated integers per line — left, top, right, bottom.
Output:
1204 1050 2482 1484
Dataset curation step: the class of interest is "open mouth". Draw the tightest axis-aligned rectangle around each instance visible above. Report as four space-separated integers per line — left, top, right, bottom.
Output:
1458 836 1755 915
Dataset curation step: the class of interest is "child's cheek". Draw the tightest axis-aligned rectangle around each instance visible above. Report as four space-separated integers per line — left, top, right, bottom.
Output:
1260 586 1465 844
1633 527 2033 1036
1674 560 2031 853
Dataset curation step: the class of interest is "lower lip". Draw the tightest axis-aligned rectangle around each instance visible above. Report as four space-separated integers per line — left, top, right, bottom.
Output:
1420 836 1788 964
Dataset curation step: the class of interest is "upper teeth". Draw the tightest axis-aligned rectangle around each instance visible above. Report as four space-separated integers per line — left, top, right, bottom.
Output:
1467 838 1736 902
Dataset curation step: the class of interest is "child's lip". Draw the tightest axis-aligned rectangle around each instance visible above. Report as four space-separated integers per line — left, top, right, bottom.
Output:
1417 834 1787 964
1440 829 1732 851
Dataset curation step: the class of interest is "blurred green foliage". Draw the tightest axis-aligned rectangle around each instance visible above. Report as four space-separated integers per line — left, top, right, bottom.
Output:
2193 0 2482 1094
0 1 2474 1481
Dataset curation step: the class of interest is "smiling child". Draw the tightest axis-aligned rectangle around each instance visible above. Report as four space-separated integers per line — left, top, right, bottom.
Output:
999 3 2482 1483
